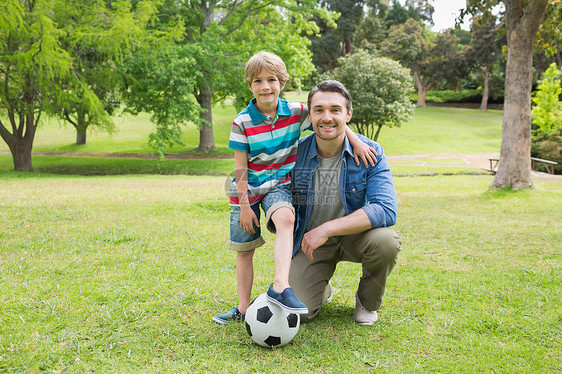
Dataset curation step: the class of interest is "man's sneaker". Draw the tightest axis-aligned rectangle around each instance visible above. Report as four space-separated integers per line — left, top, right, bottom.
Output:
353 293 378 325
322 282 335 303
266 284 308 314
212 307 244 324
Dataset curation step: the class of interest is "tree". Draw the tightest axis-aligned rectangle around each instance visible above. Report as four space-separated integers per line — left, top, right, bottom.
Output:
463 0 549 189
354 0 390 50
381 19 430 106
468 14 503 111
51 0 159 145
120 43 202 156
429 29 468 90
309 0 365 72
386 0 434 27
123 0 332 155
327 0 365 56
355 13 387 50
0 0 72 171
381 19 465 107
331 50 415 141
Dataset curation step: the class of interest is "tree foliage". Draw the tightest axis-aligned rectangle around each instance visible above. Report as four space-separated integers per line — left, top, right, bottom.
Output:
531 62 562 139
535 0 562 67
381 18 467 107
121 43 202 155
0 0 72 171
386 0 434 27
50 0 160 145
330 50 415 141
467 13 504 110
122 0 333 156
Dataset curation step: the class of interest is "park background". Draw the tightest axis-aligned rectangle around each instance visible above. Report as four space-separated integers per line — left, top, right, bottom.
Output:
1 0 561 372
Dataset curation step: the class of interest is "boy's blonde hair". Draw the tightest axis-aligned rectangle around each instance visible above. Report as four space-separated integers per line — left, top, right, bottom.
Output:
245 51 289 87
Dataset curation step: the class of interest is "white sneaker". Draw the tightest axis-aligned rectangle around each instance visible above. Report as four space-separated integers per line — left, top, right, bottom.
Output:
322 282 335 303
353 293 378 325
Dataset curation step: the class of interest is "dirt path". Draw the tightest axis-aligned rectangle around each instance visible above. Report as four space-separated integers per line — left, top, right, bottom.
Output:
386 153 498 170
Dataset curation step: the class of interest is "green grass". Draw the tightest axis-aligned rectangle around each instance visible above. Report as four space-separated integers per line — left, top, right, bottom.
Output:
374 106 503 156
390 157 467 165
0 174 560 372
1 91 558 372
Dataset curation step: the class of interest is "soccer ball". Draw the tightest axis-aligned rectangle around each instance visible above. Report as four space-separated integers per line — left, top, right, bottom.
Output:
244 293 300 348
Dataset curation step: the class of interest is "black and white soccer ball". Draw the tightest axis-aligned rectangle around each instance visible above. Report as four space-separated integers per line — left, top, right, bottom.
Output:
244 293 300 348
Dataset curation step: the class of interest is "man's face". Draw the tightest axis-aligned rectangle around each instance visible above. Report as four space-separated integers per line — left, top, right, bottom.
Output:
309 91 352 141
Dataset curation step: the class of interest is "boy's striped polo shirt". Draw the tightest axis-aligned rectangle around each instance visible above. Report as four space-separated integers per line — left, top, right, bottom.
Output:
228 98 310 206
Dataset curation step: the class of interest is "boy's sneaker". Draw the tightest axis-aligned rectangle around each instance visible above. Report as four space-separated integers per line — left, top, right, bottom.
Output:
266 284 308 314
212 307 245 324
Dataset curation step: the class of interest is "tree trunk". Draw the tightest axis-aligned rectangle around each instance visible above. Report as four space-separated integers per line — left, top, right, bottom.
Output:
413 68 427 108
76 109 87 145
195 82 218 153
0 119 36 172
76 130 87 145
490 0 549 190
341 34 352 56
480 65 490 111
10 140 34 171
374 125 383 142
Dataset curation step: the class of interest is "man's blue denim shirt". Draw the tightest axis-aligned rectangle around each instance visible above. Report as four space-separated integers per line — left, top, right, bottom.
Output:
290 133 398 256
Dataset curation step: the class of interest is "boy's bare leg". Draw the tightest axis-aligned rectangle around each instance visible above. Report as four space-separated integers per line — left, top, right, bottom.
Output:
270 207 295 293
237 249 254 313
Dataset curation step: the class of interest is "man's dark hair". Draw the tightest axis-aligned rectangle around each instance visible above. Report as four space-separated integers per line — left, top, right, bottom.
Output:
307 80 353 112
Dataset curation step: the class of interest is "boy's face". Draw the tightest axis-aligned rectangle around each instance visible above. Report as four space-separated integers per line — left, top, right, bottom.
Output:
249 68 284 114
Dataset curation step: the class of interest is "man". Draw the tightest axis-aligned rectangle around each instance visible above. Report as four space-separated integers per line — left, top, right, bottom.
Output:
289 80 401 325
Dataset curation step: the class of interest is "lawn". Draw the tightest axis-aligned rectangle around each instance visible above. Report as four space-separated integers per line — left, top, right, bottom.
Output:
1 98 559 372
0 173 560 372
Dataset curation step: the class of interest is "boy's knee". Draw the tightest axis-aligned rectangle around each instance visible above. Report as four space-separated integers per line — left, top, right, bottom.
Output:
272 207 295 228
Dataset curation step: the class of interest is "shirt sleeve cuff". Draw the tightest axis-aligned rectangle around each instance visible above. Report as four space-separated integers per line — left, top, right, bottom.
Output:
362 204 387 228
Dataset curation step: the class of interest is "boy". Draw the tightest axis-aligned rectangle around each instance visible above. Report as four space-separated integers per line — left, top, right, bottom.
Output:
213 51 376 323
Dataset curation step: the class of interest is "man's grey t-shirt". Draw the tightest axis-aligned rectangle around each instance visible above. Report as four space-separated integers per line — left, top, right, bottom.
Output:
305 152 346 240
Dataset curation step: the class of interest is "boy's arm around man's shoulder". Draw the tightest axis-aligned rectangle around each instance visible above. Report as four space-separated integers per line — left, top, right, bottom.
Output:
360 141 398 228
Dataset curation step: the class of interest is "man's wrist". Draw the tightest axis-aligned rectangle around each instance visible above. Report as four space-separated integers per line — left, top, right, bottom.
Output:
319 221 334 238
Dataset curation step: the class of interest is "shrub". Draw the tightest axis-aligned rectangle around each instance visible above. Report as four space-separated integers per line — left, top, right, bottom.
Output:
330 50 415 141
409 89 483 103
531 63 562 140
531 136 562 174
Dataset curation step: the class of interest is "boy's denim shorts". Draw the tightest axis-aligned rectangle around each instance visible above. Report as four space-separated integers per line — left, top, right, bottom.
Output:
229 184 295 251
